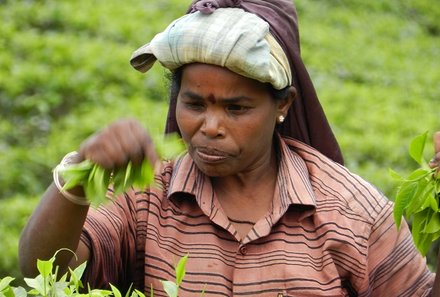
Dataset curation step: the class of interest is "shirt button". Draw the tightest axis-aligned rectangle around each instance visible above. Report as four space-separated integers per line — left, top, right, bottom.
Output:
239 246 247 255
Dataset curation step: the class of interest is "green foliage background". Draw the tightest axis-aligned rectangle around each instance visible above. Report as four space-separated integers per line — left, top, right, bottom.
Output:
1 0 439 281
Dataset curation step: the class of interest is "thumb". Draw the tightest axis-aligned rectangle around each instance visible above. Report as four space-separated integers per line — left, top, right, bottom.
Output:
429 131 440 169
434 131 440 154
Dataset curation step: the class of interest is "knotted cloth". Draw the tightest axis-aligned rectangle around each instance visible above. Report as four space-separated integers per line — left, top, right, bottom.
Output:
130 8 291 90
190 0 242 14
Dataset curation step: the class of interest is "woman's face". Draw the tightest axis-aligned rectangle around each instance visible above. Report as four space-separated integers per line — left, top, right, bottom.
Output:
176 63 291 177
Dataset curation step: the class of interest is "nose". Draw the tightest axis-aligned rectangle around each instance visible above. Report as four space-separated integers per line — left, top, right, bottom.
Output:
201 112 225 138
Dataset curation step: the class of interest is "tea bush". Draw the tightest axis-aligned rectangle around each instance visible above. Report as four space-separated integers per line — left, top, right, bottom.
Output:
0 195 38 281
297 0 440 195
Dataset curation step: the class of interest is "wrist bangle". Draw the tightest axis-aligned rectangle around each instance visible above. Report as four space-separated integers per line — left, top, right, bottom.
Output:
53 151 90 206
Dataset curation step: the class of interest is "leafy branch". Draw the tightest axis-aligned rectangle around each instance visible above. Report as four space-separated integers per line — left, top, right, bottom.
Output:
58 132 185 207
0 251 197 297
391 131 440 256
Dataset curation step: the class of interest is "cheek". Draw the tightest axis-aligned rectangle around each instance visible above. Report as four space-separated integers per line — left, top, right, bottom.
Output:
247 113 277 137
253 118 277 146
175 104 194 142
236 117 276 149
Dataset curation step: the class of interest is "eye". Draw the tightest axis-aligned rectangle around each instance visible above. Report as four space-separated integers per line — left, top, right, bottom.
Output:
184 101 205 111
226 104 250 114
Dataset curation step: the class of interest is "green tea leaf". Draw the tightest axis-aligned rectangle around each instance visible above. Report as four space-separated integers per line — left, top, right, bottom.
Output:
124 283 134 297
2 287 15 297
88 288 113 297
0 277 14 292
110 284 122 297
94 166 109 199
52 278 69 296
36 259 53 278
69 261 87 288
388 168 403 181
24 275 45 296
155 133 186 160
12 287 27 297
393 181 418 229
406 178 431 215
415 233 434 257
423 212 440 234
412 210 430 256
60 160 94 190
409 131 428 166
175 254 188 286
161 280 178 297
137 159 154 188
124 162 133 188
419 190 438 212
133 289 146 297
406 168 431 182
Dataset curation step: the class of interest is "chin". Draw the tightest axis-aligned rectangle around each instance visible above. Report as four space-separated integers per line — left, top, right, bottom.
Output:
195 162 233 178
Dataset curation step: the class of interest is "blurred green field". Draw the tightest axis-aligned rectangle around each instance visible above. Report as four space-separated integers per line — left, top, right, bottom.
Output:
1 0 439 280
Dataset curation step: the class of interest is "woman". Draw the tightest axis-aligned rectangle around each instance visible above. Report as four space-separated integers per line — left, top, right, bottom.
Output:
19 0 440 296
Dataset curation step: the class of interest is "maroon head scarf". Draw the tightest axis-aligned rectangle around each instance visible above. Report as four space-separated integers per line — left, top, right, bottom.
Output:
164 0 344 165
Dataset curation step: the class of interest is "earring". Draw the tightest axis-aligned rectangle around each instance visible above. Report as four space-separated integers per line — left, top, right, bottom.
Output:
278 115 285 123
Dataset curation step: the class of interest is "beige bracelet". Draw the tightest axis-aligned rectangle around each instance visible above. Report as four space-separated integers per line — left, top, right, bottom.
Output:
53 151 90 206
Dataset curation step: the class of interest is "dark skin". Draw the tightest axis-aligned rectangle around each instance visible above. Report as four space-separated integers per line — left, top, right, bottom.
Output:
432 132 440 296
18 65 440 295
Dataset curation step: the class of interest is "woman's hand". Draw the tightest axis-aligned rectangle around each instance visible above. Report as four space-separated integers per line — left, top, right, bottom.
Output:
429 132 440 173
78 118 159 170
19 119 160 277
431 131 440 297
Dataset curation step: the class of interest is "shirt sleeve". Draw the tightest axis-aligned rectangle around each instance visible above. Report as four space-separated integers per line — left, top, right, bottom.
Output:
80 189 141 292
360 200 434 296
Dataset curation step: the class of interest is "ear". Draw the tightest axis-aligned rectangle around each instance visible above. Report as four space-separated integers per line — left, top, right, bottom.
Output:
277 86 296 115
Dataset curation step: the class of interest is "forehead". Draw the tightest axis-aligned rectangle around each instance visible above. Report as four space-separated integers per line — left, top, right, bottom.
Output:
180 63 269 96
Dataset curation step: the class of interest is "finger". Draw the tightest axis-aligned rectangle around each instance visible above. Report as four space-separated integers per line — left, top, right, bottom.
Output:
79 124 127 169
429 131 440 169
116 120 147 166
98 131 127 168
79 134 118 169
126 120 159 165
143 134 160 166
434 131 440 154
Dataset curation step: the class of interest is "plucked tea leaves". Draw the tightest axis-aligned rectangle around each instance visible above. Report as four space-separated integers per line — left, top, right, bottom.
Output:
59 132 185 207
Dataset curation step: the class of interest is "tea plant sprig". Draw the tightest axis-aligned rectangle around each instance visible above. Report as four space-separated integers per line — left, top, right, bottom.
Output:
0 250 196 297
59 132 185 207
391 131 440 256
159 254 188 297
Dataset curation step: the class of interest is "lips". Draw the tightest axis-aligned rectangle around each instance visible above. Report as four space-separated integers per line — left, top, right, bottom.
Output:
195 147 229 163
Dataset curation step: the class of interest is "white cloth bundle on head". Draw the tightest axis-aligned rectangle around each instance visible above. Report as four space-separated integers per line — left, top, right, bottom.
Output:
130 8 292 90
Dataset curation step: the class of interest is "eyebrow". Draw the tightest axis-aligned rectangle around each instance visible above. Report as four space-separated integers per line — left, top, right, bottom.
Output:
181 91 250 104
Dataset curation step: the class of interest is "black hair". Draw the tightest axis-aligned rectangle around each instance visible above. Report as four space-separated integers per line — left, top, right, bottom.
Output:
168 68 183 104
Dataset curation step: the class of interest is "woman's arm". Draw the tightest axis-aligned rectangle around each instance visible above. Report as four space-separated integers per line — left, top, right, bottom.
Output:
19 182 90 277
18 118 158 277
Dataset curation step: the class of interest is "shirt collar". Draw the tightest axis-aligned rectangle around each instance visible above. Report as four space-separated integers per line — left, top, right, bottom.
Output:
167 136 317 216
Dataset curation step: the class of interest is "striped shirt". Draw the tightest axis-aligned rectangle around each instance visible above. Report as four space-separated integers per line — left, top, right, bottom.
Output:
81 136 434 296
